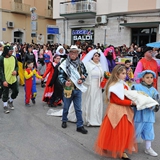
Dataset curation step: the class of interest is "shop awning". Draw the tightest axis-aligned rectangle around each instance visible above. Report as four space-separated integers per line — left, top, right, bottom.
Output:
120 21 160 28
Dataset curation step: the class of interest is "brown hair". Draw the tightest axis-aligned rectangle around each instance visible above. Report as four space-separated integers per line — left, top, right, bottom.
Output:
105 65 126 103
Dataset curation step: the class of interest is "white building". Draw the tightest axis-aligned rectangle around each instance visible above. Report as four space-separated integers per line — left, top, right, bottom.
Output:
53 0 160 47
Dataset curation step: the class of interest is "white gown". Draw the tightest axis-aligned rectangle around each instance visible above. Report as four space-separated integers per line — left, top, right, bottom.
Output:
68 60 104 126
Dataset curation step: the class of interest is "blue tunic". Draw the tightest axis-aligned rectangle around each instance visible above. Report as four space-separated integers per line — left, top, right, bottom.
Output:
133 83 159 123
132 83 159 141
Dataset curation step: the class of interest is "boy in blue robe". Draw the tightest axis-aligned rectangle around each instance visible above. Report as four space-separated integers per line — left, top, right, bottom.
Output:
132 70 159 157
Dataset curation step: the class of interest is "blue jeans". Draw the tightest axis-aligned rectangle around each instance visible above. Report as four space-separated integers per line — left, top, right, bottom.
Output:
62 89 83 128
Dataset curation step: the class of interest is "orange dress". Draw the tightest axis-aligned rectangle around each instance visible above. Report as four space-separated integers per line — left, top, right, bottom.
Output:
95 85 137 158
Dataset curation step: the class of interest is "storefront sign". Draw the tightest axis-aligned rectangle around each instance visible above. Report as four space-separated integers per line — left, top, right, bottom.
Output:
73 35 93 40
72 28 94 44
72 30 93 35
47 27 59 34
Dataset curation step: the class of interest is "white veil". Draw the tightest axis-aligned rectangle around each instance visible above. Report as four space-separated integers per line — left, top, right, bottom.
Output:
82 49 109 72
56 46 66 55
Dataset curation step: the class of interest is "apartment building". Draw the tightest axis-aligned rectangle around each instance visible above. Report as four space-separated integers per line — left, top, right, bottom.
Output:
53 0 160 47
0 0 57 44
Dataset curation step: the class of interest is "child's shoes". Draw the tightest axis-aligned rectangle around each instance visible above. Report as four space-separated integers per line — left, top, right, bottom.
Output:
25 103 31 107
145 147 158 157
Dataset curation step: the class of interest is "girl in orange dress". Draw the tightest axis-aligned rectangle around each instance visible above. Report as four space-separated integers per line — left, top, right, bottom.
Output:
95 65 137 160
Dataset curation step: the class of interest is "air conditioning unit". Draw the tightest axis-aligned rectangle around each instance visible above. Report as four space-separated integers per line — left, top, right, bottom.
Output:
95 15 107 24
7 21 14 28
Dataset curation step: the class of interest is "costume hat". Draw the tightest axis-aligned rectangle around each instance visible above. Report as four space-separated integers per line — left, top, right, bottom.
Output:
138 70 156 79
68 45 81 54
2 45 13 57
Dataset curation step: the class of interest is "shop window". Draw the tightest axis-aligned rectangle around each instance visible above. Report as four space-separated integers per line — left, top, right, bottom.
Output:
132 28 157 46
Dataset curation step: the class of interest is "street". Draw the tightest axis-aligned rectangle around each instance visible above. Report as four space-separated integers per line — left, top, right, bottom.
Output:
0 81 160 160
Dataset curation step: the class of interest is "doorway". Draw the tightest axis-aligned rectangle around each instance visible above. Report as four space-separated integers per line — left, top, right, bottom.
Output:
14 31 23 43
131 28 157 46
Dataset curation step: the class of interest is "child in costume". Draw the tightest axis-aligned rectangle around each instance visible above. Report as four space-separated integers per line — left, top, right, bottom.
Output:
124 60 134 87
131 70 159 157
24 61 42 106
95 65 137 160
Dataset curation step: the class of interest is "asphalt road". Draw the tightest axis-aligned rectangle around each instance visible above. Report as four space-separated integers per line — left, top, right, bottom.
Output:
0 81 160 160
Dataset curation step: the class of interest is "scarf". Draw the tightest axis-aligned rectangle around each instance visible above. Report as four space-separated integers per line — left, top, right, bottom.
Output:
66 56 81 77
141 81 153 88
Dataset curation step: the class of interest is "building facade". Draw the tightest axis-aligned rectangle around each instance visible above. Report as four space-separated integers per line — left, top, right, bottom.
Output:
0 0 57 44
53 0 160 47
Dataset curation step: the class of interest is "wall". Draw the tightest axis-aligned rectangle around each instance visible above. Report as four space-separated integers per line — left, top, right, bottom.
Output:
53 0 64 19
97 0 128 15
128 0 156 11
1 11 56 43
0 0 2 41
156 0 160 8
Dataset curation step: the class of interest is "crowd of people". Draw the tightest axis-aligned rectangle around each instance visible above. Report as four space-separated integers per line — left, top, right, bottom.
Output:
0 41 160 160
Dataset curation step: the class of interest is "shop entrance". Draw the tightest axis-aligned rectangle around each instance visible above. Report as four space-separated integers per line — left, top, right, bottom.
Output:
131 28 157 46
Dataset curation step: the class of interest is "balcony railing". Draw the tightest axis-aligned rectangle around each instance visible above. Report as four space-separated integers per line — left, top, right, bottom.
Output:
11 2 30 14
45 9 53 18
60 0 96 15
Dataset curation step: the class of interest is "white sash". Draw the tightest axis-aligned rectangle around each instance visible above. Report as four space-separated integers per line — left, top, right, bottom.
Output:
60 61 87 93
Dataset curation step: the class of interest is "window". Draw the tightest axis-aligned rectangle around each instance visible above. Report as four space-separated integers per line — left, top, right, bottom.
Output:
48 0 53 9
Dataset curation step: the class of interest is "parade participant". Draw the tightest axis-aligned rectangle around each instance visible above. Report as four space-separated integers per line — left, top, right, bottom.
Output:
56 45 67 59
43 44 53 66
24 61 42 106
95 65 137 160
124 60 134 87
37 49 46 88
80 45 92 60
23 44 37 69
134 47 158 89
48 54 62 107
58 45 88 134
104 46 116 72
0 45 19 113
68 49 108 126
81 49 108 126
132 70 159 157
0 43 3 98
15 45 25 86
0 43 3 56
42 54 55 103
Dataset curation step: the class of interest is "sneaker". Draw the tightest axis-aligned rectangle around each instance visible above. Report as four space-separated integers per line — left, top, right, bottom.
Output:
4 106 10 114
77 126 88 134
145 147 158 157
8 101 14 110
25 103 31 107
61 122 67 128
31 99 36 104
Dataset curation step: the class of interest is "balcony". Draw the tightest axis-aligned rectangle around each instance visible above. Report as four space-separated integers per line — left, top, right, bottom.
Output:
11 2 30 14
60 0 96 19
45 9 53 18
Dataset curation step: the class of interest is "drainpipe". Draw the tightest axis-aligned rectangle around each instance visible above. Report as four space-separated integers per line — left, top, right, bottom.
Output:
63 18 66 44
104 28 106 46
